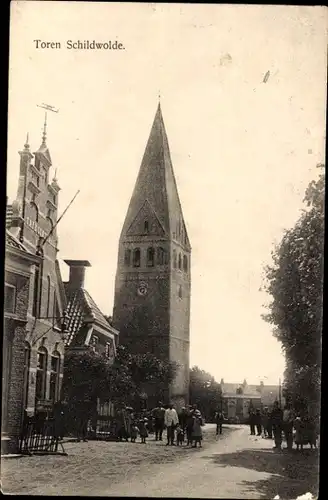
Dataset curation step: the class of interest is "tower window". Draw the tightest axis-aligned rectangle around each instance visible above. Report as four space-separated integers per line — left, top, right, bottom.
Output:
157 247 166 265
178 285 183 299
144 220 149 233
183 255 188 272
124 248 131 266
91 336 99 352
173 249 177 269
147 247 155 267
178 253 182 270
105 341 112 358
132 248 141 267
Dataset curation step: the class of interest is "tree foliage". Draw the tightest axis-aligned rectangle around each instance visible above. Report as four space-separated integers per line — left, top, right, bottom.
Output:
262 164 324 413
189 366 222 421
61 345 178 408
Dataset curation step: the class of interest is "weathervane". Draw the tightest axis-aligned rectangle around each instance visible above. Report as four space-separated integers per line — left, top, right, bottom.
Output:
37 103 59 144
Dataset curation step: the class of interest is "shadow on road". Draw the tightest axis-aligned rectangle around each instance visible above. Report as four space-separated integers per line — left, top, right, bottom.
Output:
201 447 320 500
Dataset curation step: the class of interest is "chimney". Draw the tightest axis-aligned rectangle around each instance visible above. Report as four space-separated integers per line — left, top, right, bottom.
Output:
64 260 91 289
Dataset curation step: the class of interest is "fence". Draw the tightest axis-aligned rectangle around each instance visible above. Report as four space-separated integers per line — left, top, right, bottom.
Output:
19 416 67 455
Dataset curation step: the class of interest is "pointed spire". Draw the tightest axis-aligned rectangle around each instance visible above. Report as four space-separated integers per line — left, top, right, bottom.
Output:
23 132 30 151
120 103 191 250
42 112 47 145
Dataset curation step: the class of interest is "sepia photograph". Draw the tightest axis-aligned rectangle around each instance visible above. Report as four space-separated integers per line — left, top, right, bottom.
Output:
2 2 327 498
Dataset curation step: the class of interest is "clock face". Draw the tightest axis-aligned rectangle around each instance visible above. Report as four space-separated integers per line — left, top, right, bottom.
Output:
137 282 148 296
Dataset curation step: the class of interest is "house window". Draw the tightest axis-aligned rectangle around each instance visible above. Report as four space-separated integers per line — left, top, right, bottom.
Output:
23 342 31 409
91 336 99 352
52 194 56 204
173 249 177 269
147 247 155 267
4 284 16 314
46 276 51 317
35 347 48 403
105 341 112 358
178 285 183 299
43 167 48 184
30 202 39 223
157 247 166 265
49 352 60 402
183 255 188 272
178 253 182 270
132 248 141 267
144 220 149 233
32 266 40 318
124 248 131 266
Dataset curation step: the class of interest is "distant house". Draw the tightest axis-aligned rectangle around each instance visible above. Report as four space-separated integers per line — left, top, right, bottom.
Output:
220 378 285 422
220 379 261 422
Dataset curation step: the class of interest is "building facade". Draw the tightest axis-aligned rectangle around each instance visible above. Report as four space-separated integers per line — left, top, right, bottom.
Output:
2 231 41 454
4 127 66 432
113 104 191 409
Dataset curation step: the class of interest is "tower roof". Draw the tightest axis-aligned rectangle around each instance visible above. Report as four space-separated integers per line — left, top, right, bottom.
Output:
121 103 191 249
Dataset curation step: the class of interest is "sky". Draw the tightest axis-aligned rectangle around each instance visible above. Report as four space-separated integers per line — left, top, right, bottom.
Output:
7 2 327 385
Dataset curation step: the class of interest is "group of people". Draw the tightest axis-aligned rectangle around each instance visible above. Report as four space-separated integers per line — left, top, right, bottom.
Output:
248 401 318 451
115 402 205 447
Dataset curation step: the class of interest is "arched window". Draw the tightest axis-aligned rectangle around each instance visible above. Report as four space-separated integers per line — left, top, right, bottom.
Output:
35 347 48 404
147 247 155 267
157 247 166 265
124 248 131 266
23 342 31 409
178 285 183 299
183 255 188 272
144 220 149 233
46 276 51 317
178 253 182 270
132 248 141 268
30 202 39 223
173 250 177 269
46 216 53 235
49 351 60 402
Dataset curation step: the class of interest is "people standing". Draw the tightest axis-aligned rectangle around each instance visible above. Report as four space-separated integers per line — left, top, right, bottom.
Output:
267 407 273 439
271 401 283 450
138 418 148 444
249 409 256 435
294 415 304 451
186 406 194 446
261 407 269 438
282 403 294 451
192 410 203 448
178 407 188 435
255 408 262 436
164 403 179 446
152 402 166 441
215 410 224 435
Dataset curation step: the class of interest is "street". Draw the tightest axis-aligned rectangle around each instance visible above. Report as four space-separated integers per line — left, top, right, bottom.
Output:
1 425 318 498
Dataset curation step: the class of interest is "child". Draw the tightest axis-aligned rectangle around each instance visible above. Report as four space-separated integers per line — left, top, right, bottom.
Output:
176 425 184 446
192 412 203 448
130 422 138 443
138 418 148 444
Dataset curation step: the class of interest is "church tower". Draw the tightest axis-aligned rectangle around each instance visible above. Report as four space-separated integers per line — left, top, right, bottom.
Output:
113 103 191 408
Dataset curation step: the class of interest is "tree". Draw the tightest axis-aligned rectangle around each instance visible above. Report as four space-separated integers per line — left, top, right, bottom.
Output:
61 345 178 411
262 165 324 414
189 366 222 421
